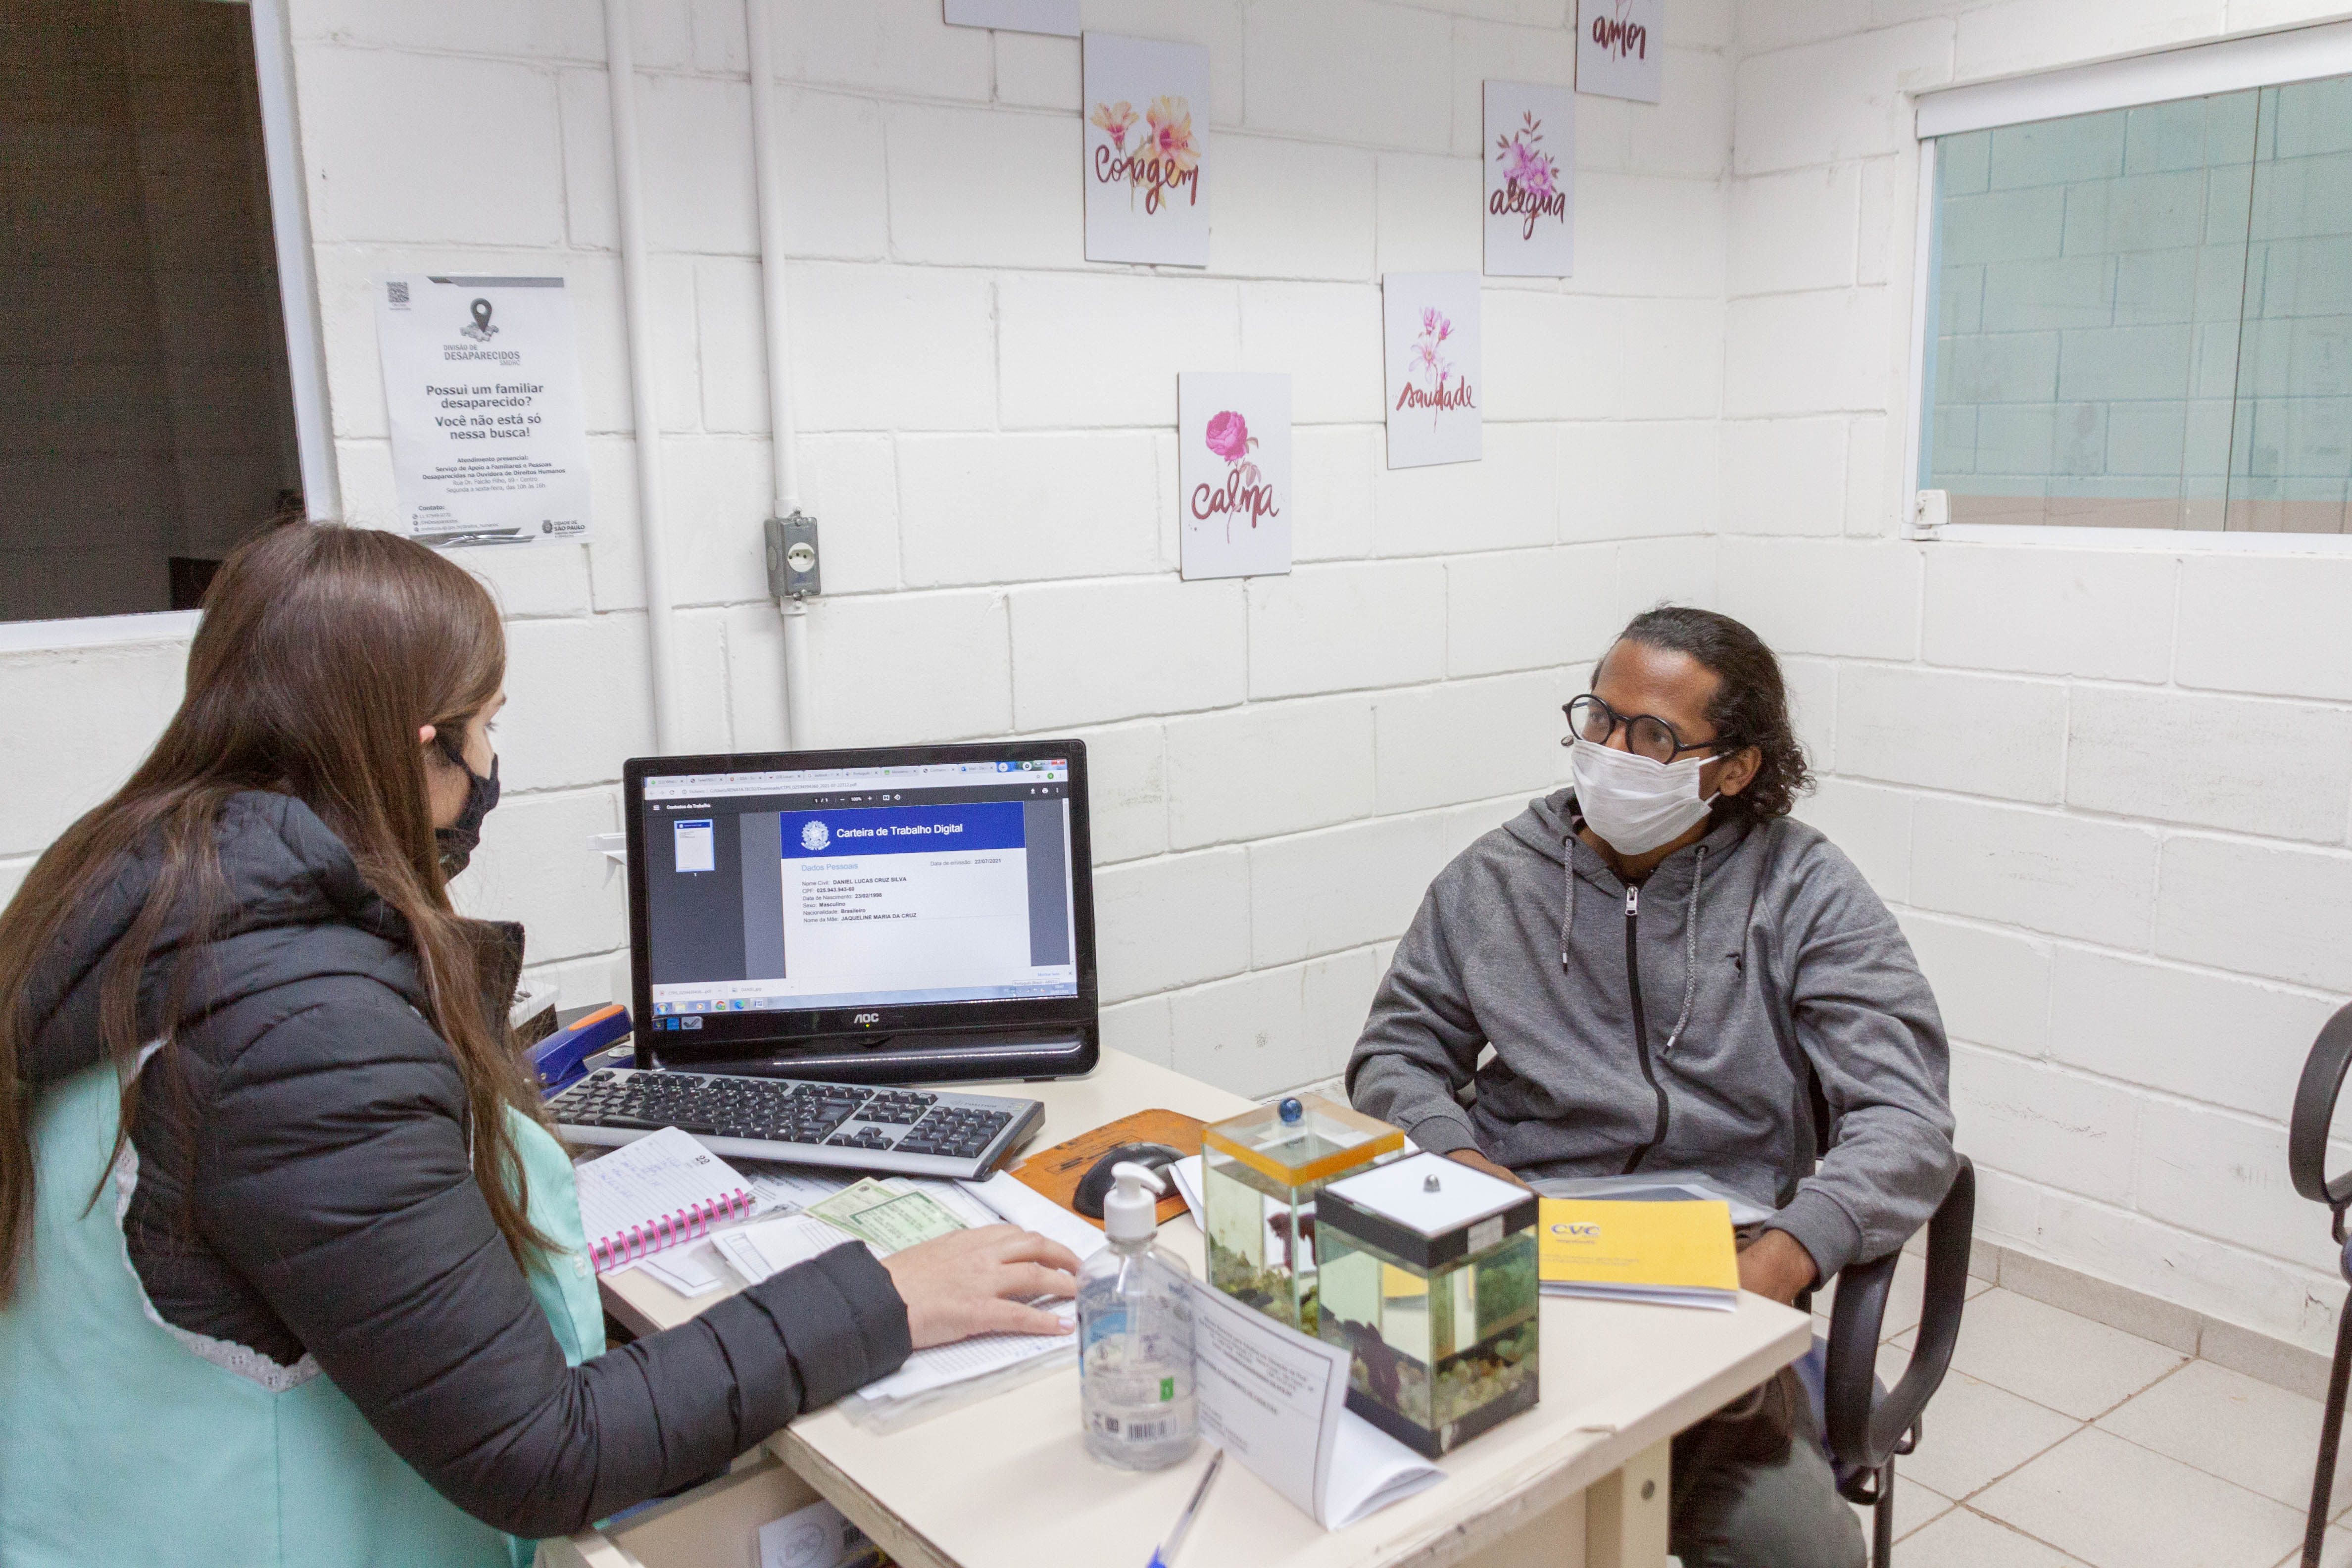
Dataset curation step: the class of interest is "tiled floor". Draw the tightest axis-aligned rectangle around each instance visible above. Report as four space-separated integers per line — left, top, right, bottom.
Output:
1814 1261 2342 1568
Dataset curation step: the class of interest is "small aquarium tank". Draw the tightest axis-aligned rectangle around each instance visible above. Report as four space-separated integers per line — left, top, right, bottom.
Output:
1200 1094 1403 1334
1314 1151 1541 1457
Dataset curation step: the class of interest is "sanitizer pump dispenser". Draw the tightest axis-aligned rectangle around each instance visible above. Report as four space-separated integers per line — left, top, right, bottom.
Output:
1078 1162 1199 1470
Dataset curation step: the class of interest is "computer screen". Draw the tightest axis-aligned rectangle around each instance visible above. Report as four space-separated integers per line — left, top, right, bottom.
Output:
632 749 1083 1035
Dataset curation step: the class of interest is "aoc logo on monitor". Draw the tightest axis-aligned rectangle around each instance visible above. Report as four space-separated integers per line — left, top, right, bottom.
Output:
800 820 831 852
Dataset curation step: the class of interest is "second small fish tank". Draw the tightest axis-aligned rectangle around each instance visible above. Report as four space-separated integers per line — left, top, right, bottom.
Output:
1313 1150 1541 1457
1201 1094 1403 1334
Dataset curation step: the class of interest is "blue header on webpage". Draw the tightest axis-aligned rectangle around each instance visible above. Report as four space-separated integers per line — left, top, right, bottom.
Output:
777 800 1028 859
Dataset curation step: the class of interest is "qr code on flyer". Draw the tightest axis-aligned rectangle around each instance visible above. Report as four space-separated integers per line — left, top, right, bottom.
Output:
386 280 409 305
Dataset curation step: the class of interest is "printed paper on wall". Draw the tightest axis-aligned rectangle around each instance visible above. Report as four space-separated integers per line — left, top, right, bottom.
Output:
1083 33 1210 267
1577 0 1663 104
375 274 592 546
1381 273 1481 470
1483 81 1575 277
1178 373 1291 580
943 0 1078 37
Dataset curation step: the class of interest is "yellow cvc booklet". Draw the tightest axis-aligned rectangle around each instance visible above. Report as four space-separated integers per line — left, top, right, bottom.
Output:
1537 1198 1741 1311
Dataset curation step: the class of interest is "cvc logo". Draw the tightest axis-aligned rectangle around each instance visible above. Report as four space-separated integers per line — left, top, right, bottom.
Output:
800 820 830 852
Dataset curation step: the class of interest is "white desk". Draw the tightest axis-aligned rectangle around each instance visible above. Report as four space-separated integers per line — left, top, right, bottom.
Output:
577 1051 1811 1568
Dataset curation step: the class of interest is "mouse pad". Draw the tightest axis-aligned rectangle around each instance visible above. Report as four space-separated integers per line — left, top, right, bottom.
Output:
1009 1108 1205 1228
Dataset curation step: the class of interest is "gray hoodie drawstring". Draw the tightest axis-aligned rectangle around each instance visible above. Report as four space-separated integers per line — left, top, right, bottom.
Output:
1564 836 1709 1055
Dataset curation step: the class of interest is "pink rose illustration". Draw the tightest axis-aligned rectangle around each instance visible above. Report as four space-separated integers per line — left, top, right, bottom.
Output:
1205 409 1251 462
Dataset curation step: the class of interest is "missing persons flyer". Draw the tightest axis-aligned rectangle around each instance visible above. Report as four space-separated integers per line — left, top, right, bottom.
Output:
375 275 593 547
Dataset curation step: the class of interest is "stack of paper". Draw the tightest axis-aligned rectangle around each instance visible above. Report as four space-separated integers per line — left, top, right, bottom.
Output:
1529 1170 1773 1226
712 1171 1108 1419
1537 1197 1740 1311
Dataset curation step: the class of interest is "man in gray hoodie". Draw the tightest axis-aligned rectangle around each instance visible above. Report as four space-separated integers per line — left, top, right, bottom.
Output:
1348 606 1955 1568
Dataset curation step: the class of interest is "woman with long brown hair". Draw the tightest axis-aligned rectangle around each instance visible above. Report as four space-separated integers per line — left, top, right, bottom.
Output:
0 524 1078 1566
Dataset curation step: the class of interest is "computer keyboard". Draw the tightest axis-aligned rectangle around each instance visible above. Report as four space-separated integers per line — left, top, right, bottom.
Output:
549 1067 1045 1181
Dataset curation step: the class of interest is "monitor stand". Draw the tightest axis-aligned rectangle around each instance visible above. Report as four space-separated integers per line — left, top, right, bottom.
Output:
646 1025 1097 1086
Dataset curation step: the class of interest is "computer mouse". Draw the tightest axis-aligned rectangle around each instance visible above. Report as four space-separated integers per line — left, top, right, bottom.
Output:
1073 1142 1185 1220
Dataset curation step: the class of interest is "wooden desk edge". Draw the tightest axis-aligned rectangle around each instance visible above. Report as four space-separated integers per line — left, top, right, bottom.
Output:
1368 1307 1813 1568
762 1305 1812 1568
770 1428 960 1568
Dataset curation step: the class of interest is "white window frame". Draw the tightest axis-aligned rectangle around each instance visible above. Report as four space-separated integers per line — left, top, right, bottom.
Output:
1907 18 2352 553
0 0 337 655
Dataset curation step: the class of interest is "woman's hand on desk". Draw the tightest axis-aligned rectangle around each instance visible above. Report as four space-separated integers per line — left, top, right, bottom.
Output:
881 1225 1082 1349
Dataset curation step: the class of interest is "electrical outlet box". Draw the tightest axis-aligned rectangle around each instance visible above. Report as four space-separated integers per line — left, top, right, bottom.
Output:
764 513 820 600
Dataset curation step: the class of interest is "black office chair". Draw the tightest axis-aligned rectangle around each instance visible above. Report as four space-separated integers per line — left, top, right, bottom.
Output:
1801 1155 1975 1568
2288 1001 2352 1568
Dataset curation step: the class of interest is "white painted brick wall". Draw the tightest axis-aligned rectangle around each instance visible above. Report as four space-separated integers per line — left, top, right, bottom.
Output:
898 434 1162 587
1900 913 2051 1058
11 0 2337 1359
1728 165 1861 296
2154 836 2352 993
1012 577 1246 728
1164 696 1375 849
1443 545 1618 677
1727 0 2352 1355
1093 846 1252 1003
2047 946 2337 1123
1837 664 2066 802
0 639 191 857
1372 671 1565 816
1910 797 2158 949
2067 687 2352 842
1948 1042 2140 1205
1246 561 1448 699
1248 798 1519 968
1919 546 2177 681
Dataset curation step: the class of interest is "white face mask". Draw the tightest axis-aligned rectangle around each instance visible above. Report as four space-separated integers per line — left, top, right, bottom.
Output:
1568 735 1718 856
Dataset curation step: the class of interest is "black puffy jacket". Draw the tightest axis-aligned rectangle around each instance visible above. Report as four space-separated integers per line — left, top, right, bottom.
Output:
18 791 911 1538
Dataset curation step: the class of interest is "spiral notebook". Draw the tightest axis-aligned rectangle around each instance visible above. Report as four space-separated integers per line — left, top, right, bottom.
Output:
574 1126 756 1274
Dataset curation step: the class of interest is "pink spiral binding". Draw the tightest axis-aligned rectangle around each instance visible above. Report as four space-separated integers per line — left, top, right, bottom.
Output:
589 1189 755 1274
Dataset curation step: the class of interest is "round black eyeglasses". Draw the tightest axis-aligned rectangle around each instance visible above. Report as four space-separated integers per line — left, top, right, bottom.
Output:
1562 695 1732 766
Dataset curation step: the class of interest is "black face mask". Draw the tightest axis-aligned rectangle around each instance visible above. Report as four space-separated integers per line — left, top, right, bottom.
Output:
435 742 500 880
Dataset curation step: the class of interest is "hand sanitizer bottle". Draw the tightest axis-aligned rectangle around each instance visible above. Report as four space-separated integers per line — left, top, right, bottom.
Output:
1079 1162 1198 1470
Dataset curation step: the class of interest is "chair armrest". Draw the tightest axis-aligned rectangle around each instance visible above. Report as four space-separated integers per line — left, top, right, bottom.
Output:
2292 1002 2352 1216
1823 1157 1975 1472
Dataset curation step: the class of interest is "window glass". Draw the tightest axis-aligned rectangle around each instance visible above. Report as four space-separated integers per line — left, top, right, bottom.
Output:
1924 92 2259 529
2229 78 2352 532
0 0 302 622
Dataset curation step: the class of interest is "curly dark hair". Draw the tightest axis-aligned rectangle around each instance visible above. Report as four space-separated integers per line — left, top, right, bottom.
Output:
1599 605 1813 821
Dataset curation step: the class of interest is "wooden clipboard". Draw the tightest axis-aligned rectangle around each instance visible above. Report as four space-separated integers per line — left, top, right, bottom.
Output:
1008 1108 1205 1229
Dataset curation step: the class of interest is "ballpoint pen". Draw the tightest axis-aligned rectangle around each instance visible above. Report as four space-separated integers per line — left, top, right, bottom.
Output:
1147 1448 1225 1568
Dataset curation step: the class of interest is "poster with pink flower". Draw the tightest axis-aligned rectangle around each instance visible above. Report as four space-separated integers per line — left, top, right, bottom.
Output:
1483 81 1575 277
1178 373 1291 580
1381 272 1482 470
1083 33 1210 267
1577 0 1664 104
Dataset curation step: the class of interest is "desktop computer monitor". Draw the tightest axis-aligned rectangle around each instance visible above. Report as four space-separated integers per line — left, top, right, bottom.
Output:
624 740 1099 1084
